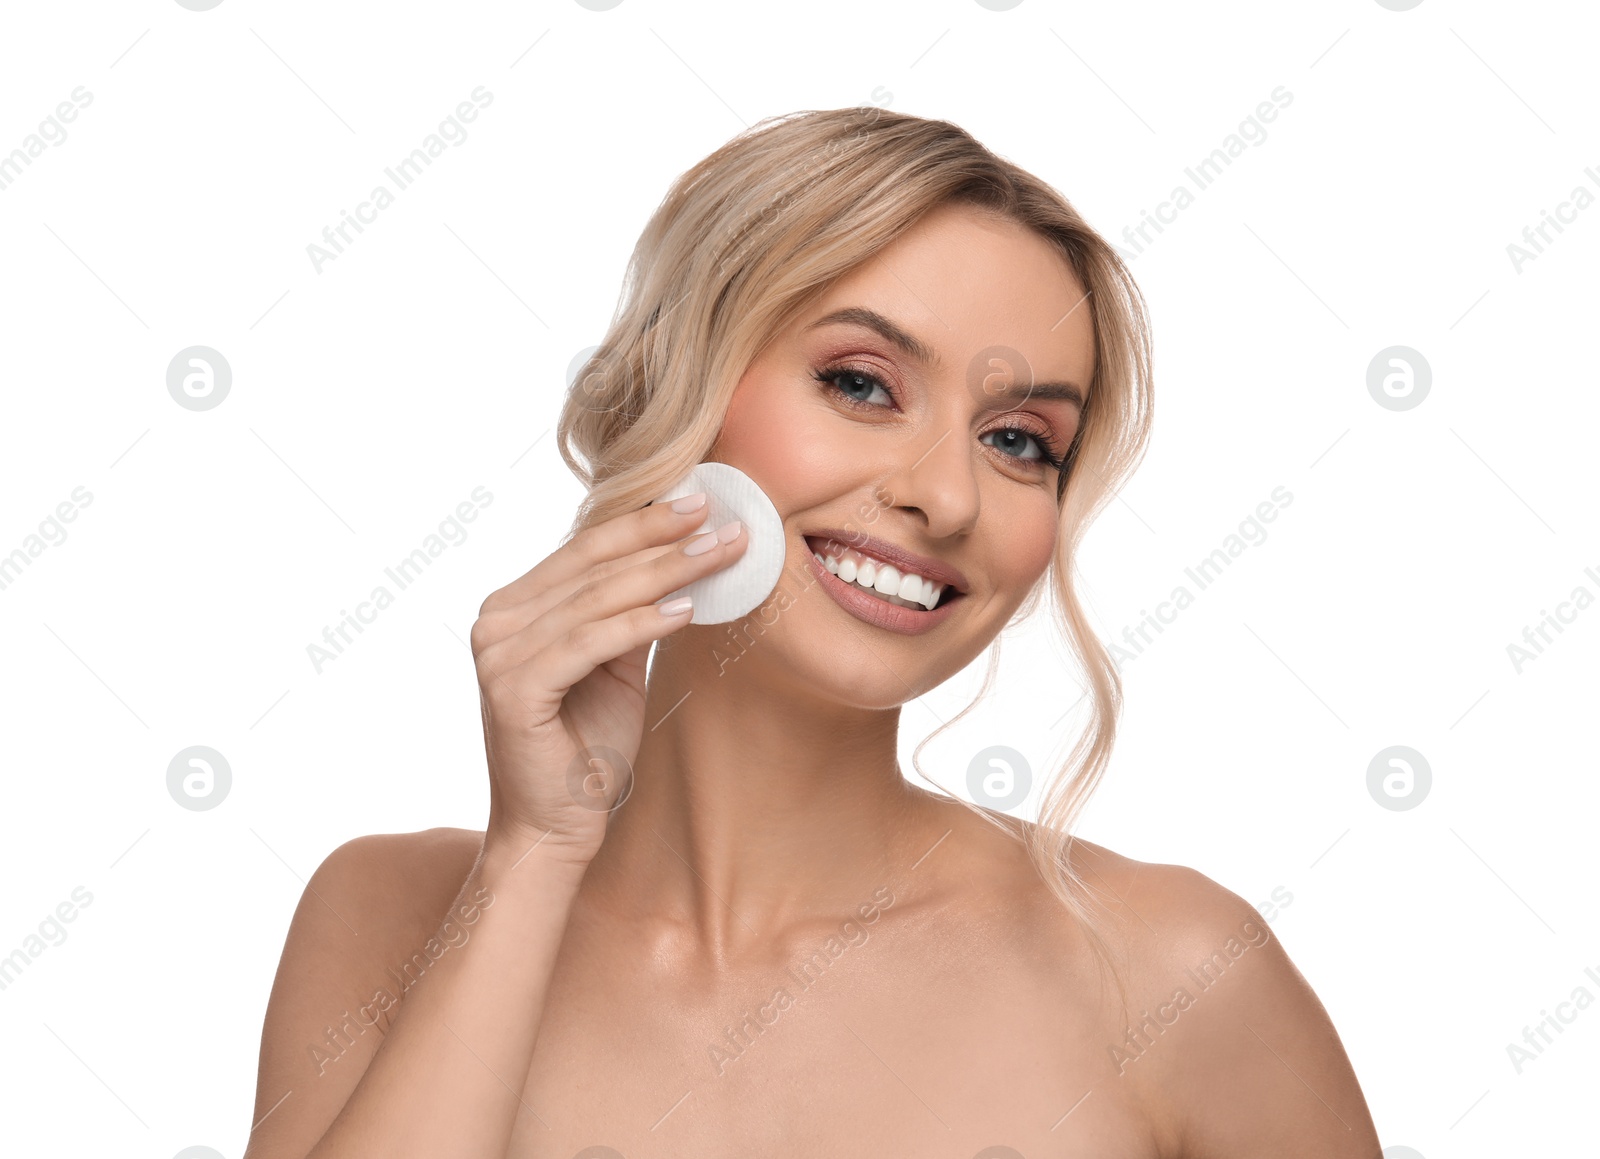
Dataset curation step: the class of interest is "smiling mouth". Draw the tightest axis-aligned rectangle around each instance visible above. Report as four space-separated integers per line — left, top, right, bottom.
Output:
802 535 964 612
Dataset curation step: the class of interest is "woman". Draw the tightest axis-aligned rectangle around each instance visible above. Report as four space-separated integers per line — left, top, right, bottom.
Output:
247 107 1381 1157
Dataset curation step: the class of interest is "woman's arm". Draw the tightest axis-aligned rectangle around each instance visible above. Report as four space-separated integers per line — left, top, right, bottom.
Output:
243 496 746 1157
243 827 589 1159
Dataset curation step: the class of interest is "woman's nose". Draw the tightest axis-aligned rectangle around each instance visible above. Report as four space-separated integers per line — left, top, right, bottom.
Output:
878 421 980 540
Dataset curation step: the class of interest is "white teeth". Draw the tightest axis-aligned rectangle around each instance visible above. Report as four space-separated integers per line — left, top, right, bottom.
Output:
810 542 949 612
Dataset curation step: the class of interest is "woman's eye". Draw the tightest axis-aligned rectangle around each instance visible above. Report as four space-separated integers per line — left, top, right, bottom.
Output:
981 427 1050 463
814 364 1063 474
816 366 894 408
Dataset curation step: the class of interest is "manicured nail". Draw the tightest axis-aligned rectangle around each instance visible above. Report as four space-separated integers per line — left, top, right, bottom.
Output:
715 519 743 543
659 596 694 617
685 530 720 556
671 492 707 513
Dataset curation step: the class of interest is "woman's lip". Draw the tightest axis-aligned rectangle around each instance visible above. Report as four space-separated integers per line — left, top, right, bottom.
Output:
799 538 963 635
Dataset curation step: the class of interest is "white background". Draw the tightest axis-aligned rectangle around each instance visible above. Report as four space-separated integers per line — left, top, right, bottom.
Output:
0 0 1594 1154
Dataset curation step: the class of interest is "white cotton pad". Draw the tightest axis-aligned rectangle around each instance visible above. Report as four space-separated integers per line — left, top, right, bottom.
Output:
653 462 787 625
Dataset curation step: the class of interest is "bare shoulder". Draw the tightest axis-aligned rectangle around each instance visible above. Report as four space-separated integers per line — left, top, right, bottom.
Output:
310 825 485 927
245 827 485 1159
1058 835 1381 1158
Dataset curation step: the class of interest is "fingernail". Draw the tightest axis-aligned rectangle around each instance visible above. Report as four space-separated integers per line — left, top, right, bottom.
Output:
715 519 743 543
659 596 694 617
685 530 720 556
671 492 707 513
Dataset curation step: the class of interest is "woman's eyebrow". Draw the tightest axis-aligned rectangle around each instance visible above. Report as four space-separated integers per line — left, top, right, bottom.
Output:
807 307 941 366
982 380 1086 410
808 306 1085 410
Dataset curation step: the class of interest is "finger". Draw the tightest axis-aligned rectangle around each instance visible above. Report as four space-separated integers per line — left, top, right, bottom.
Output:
478 495 711 617
475 520 747 674
507 596 711 705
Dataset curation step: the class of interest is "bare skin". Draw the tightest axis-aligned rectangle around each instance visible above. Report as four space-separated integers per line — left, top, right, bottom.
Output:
246 203 1381 1157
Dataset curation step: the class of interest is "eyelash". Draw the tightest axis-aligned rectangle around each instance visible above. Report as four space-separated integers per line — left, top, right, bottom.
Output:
810 362 1070 472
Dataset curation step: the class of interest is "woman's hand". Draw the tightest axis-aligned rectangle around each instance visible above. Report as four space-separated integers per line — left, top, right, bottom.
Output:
469 493 746 867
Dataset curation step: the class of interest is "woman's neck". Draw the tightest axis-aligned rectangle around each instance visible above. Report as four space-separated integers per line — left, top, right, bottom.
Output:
576 634 943 962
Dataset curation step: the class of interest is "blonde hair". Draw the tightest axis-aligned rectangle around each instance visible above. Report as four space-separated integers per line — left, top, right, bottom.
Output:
557 106 1154 995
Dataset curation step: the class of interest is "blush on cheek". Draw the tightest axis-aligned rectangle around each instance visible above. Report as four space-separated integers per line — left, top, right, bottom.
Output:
1005 505 1059 587
715 370 857 516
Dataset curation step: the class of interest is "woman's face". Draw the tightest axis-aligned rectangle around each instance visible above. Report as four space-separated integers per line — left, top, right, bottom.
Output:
707 201 1096 707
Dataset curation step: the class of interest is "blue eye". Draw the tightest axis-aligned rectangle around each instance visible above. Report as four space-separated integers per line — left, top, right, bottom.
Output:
816 366 893 407
981 427 1051 462
812 362 1069 473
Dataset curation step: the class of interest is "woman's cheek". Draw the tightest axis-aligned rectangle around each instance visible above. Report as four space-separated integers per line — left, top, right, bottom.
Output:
1002 494 1059 587
718 375 854 506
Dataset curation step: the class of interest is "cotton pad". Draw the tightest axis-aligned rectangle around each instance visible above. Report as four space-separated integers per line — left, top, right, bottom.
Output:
652 462 786 625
